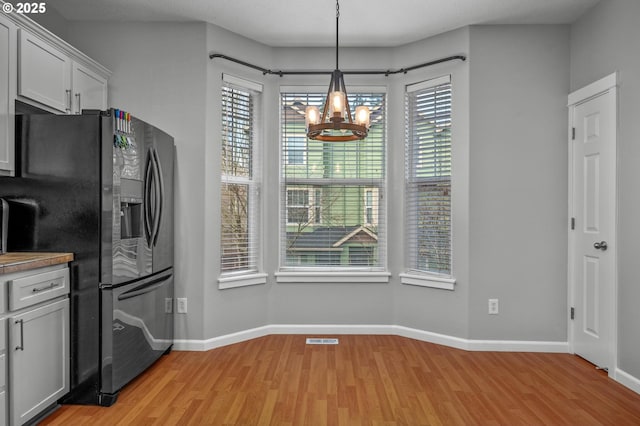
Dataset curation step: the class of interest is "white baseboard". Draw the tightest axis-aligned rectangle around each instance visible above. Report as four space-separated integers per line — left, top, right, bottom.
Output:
269 324 392 336
615 368 640 395
394 326 568 352
173 324 568 353
173 325 271 351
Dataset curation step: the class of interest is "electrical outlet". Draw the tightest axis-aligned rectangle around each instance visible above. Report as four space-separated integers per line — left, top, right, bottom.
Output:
488 298 499 315
165 298 173 314
177 298 188 314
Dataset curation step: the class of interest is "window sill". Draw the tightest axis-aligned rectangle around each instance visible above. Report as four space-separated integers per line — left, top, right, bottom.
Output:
218 272 268 290
400 272 456 290
275 271 391 284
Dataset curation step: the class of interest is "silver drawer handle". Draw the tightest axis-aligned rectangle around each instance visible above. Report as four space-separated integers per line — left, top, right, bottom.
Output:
32 282 58 293
65 89 72 113
15 319 24 351
75 92 81 114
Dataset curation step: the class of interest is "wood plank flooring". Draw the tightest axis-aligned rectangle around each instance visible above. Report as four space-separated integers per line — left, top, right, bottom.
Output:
42 335 640 425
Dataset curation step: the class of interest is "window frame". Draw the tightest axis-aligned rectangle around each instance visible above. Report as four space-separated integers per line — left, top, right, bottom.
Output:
402 75 456 290
218 74 267 289
277 85 389 282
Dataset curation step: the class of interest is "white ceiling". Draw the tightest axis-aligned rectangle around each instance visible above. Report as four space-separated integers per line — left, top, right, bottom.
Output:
44 0 599 47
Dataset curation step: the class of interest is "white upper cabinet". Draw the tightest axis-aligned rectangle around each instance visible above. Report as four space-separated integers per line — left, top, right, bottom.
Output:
18 29 72 113
0 12 110 176
15 23 109 115
71 61 107 112
0 14 16 176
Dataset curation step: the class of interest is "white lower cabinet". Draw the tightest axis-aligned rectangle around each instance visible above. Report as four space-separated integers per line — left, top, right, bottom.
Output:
0 318 6 426
9 299 69 426
0 264 70 425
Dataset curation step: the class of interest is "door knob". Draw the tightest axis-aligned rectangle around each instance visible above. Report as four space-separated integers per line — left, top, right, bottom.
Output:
594 241 608 251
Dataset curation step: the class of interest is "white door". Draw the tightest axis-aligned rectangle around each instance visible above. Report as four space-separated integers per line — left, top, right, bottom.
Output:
568 73 617 371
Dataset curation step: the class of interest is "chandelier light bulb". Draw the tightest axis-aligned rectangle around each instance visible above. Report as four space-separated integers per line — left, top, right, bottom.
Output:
305 106 321 130
330 91 346 117
355 106 370 128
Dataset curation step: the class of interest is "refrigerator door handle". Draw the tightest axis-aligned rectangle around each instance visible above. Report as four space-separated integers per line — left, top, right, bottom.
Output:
117 273 172 301
143 150 154 246
151 147 164 246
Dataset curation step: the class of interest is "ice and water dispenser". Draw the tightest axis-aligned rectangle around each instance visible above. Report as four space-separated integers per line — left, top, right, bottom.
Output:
113 109 143 240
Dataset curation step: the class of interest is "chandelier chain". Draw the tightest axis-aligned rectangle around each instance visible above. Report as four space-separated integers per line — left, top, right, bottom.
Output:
335 0 340 70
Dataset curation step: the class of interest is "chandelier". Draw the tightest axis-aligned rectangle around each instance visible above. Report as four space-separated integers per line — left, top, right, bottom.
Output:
305 0 371 142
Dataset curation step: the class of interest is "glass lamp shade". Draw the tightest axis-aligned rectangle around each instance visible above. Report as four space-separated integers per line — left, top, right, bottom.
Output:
329 91 346 117
355 106 370 128
305 106 321 130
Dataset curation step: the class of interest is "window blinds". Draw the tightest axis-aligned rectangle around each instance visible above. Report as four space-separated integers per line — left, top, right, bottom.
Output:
221 76 261 274
405 76 452 275
280 91 386 270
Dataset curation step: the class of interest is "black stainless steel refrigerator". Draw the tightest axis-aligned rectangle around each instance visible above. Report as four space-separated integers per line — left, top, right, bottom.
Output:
0 108 174 406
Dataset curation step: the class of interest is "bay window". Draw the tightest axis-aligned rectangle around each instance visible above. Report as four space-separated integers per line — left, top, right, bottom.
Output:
404 75 453 283
220 75 262 281
280 90 386 272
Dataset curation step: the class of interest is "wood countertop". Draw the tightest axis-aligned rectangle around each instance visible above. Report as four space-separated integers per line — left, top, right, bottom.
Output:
0 252 74 275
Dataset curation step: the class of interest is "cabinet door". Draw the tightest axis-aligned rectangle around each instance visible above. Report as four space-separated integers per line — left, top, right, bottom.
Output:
72 61 107 113
0 318 6 426
10 299 69 426
18 30 71 113
0 14 16 176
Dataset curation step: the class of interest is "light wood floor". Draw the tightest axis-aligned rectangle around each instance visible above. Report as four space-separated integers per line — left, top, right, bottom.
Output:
42 335 640 425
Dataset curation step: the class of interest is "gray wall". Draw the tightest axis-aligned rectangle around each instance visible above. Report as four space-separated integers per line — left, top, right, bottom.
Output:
66 21 209 340
204 24 274 338
392 28 471 338
262 46 398 328
58 17 573 345
468 26 570 341
570 0 640 379
29 6 69 41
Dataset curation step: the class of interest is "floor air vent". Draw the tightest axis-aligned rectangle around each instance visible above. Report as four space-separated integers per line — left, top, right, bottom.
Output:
306 338 339 345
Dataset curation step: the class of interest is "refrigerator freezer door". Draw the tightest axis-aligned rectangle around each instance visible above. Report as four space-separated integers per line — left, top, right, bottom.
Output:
100 269 174 405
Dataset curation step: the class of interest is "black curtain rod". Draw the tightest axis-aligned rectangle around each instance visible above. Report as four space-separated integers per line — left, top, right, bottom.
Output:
209 53 466 77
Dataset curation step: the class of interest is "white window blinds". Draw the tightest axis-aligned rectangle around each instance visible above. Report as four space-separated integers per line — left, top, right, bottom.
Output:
405 76 452 275
280 90 386 270
220 75 262 274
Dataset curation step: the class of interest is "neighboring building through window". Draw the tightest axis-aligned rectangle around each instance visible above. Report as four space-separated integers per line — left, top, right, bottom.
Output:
286 137 307 165
364 188 378 226
405 75 452 275
280 90 386 270
220 75 262 274
286 187 322 225
286 188 310 224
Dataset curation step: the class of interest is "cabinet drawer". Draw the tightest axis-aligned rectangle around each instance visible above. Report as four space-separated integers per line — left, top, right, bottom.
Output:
9 267 69 310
